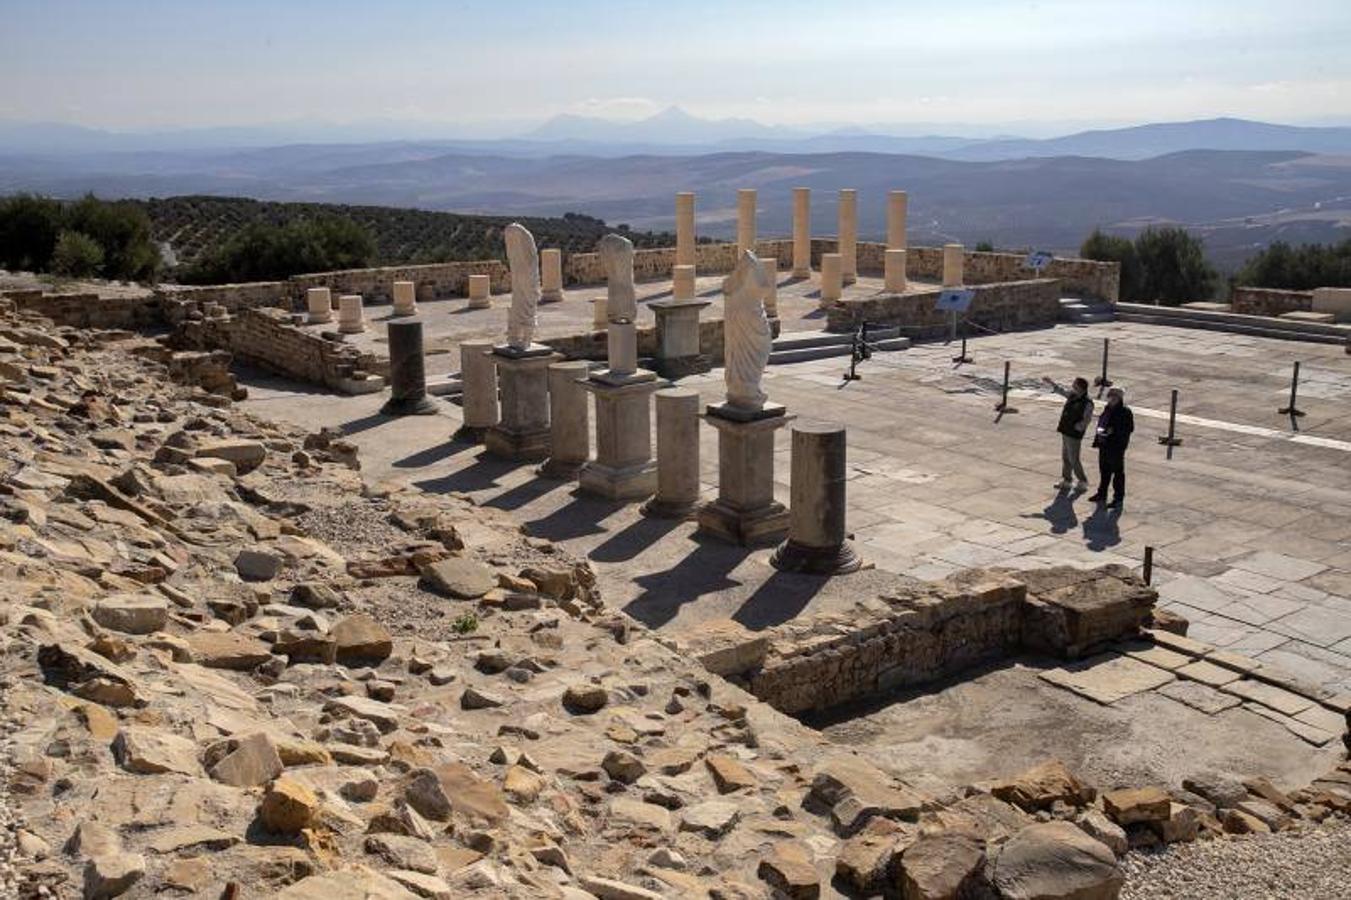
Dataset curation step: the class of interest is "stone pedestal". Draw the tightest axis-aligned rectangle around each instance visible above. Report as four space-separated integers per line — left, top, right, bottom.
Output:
761 256 780 320
887 190 908 249
771 422 860 574
885 249 908 293
380 318 438 415
820 254 843 307
540 249 564 304
792 187 811 277
737 189 757 255
467 274 492 309
392 280 417 316
456 339 498 441
673 264 696 301
338 294 365 333
643 388 701 519
697 403 793 546
539 360 591 478
485 346 558 461
307 288 333 324
650 297 712 378
943 243 965 288
579 370 664 501
838 189 858 284
675 192 696 271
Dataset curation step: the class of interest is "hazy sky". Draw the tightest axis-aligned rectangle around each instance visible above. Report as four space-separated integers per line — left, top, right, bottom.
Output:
3 0 1349 134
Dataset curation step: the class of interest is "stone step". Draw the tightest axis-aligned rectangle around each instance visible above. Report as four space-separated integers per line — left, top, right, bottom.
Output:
1115 302 1351 338
771 326 902 352
1114 311 1350 345
428 376 462 397
769 336 911 365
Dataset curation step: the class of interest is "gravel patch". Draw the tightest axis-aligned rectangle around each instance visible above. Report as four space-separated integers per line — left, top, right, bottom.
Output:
1121 820 1351 899
293 497 405 558
1 698 19 900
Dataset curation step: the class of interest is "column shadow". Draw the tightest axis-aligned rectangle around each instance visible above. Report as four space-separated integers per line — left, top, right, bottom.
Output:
622 538 754 629
521 492 621 542
393 440 477 469
411 451 518 495
485 476 567 513
589 514 685 564
732 569 830 630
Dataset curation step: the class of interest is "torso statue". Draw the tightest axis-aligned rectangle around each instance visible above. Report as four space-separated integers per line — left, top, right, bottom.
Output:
723 250 772 410
599 233 637 323
504 223 540 349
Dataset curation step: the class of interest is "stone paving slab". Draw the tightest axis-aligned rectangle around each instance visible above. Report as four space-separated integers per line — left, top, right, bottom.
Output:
1038 654 1176 705
1157 679 1243 715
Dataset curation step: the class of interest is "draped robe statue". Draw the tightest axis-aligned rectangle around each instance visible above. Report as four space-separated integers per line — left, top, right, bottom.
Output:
504 223 540 350
599 233 637 323
722 250 772 410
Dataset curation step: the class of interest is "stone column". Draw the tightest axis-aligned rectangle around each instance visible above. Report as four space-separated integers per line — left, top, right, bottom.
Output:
792 187 811 277
697 404 793 546
338 294 365 333
306 287 333 324
539 360 591 478
884 249 907 293
771 422 860 574
675 192 696 271
456 339 498 441
486 346 559 461
943 243 965 288
820 253 843 307
672 264 696 301
392 280 417 316
467 274 492 309
736 189 757 256
887 190 908 249
592 296 608 330
650 297 712 378
380 318 438 415
642 387 701 518
838 189 858 285
540 249 564 304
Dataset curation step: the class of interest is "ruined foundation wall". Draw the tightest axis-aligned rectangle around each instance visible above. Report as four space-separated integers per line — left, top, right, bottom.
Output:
542 317 727 365
825 278 1062 336
290 260 511 306
2 289 160 329
1230 287 1313 317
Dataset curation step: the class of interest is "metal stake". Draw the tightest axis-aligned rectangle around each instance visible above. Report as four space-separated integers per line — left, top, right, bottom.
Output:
995 360 1010 412
1277 361 1306 420
1143 546 1154 586
1094 337 1113 397
1157 389 1183 457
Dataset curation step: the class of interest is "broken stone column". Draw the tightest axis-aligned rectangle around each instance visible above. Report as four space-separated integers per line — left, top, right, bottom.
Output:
380 318 438 415
673 264 696 301
337 294 366 333
943 243 965 288
761 256 780 321
306 287 333 324
792 187 811 277
675 192 696 271
885 249 908 293
737 189 757 255
650 296 712 378
540 249 564 304
392 280 417 316
591 296 607 330
467 274 491 309
888 190 908 249
838 189 858 284
643 387 701 519
771 422 860 574
820 253 843 307
486 347 558 461
539 360 591 478
456 339 498 441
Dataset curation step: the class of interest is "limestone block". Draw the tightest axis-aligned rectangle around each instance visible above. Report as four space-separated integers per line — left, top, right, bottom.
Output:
820 253 843 306
467 274 491 309
1312 287 1351 321
337 294 365 333
391 280 416 316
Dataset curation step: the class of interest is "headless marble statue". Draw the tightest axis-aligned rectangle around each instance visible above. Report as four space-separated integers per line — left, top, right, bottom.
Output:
723 250 772 410
599 233 637 323
504 223 541 350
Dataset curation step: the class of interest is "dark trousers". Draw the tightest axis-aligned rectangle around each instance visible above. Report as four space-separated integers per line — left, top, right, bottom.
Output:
1097 448 1126 500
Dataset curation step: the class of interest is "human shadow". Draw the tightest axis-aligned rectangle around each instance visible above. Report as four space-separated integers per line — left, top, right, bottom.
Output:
732 568 830 630
1082 504 1122 552
622 538 754 629
1019 489 1080 535
589 513 684 564
521 492 619 543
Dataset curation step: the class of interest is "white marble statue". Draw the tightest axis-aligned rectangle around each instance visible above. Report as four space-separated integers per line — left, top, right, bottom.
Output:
599 233 637 323
723 250 772 410
504 222 541 349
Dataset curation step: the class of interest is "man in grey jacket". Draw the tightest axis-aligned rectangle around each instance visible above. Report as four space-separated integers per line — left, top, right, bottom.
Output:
1046 376 1094 491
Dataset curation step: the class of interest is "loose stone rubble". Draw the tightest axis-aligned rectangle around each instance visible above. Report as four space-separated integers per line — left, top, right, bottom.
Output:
0 297 1347 899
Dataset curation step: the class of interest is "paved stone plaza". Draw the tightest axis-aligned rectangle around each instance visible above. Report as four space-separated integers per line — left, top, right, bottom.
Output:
246 287 1351 700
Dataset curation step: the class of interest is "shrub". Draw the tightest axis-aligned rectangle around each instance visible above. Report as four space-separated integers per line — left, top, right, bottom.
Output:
61 194 161 282
1080 226 1214 304
49 230 105 278
1234 239 1351 290
0 194 63 272
181 215 377 284
1080 228 1141 301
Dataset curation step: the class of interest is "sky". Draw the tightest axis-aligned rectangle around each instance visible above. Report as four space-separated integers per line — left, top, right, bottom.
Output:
2 0 1350 136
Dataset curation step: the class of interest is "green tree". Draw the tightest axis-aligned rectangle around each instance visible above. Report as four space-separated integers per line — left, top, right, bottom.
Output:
182 215 376 284
974 240 995 252
49 230 105 278
61 194 161 282
0 194 63 272
1080 228 1141 301
1234 239 1351 290
1133 226 1216 305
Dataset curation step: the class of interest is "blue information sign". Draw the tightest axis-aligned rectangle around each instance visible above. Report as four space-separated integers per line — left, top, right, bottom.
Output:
1024 251 1054 271
936 289 975 312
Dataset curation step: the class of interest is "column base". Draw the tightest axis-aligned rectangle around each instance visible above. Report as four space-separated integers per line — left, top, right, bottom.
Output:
641 495 699 520
453 424 490 443
579 459 657 501
770 539 862 575
537 457 586 480
380 395 439 416
308 314 333 325
654 354 711 379
485 424 551 462
338 322 366 334
467 298 492 310
697 499 789 546
391 307 417 318
540 290 564 304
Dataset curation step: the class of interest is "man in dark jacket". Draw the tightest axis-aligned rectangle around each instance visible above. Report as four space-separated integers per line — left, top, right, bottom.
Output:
1088 386 1134 508
1050 376 1094 491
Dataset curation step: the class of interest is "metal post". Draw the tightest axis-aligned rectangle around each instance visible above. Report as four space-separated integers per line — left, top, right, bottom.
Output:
951 320 972 365
995 360 1010 411
1277 361 1305 420
1157 389 1183 456
1094 337 1112 397
1143 546 1154 586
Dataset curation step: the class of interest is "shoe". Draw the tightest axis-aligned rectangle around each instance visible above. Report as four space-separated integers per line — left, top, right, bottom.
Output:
1106 498 1123 509
1074 480 1090 491
1053 480 1070 490
1086 493 1105 503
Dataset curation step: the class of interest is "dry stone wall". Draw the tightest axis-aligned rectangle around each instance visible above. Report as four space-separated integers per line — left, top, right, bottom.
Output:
1 289 160 329
1231 287 1314 317
290 260 510 306
826 278 1061 336
543 316 727 365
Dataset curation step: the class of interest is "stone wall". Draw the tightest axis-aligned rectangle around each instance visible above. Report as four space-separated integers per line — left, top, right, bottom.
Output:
1230 287 1313 317
825 278 1061 337
290 260 511 306
171 307 384 394
1 289 160 329
157 282 291 323
680 565 1154 717
542 317 728 366
563 240 794 286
